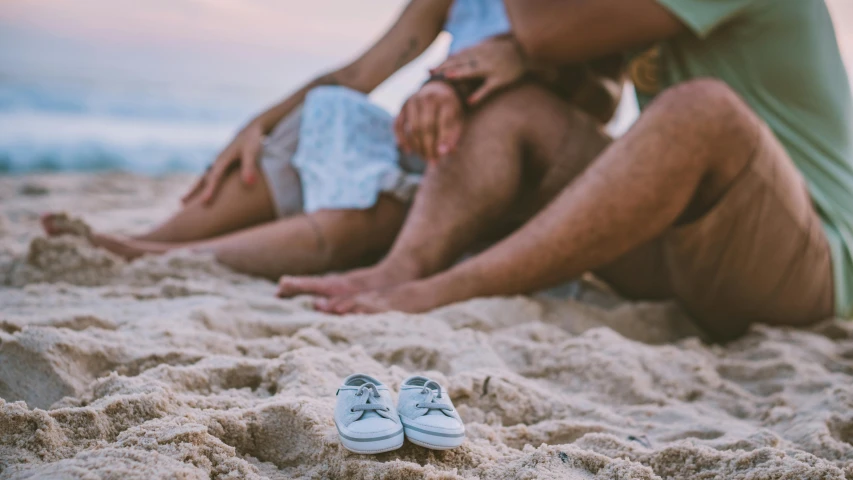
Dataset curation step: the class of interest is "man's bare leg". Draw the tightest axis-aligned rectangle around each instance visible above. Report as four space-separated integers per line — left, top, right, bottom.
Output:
277 85 609 299
335 79 760 313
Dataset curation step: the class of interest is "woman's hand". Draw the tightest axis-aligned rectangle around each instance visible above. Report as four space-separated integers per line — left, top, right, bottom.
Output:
432 35 528 106
182 121 265 205
395 81 465 164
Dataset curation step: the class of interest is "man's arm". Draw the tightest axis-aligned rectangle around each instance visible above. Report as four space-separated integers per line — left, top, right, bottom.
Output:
504 0 685 64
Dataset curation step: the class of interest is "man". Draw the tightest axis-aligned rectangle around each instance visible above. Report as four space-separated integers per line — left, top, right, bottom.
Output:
280 0 853 340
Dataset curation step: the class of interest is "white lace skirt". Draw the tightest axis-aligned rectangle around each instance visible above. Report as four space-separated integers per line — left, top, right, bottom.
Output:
259 86 424 217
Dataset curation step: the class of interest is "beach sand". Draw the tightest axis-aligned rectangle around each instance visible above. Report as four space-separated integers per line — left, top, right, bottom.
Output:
1 173 852 479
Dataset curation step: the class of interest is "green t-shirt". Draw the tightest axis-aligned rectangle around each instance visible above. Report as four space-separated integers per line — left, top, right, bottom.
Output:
631 0 853 317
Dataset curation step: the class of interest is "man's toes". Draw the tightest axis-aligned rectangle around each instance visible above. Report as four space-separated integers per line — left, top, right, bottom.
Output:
316 296 356 315
313 292 396 315
345 294 393 315
351 301 382 314
277 276 325 297
312 295 360 315
312 297 336 312
276 277 301 297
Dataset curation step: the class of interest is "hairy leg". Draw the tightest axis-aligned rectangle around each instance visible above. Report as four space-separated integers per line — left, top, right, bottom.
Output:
277 84 609 299
337 79 759 313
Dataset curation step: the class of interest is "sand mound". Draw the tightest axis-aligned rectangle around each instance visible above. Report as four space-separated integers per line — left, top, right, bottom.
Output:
1 174 852 479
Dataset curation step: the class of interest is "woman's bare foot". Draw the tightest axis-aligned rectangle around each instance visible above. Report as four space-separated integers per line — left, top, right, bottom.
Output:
41 212 149 260
276 259 425 299
41 213 92 238
85 235 152 260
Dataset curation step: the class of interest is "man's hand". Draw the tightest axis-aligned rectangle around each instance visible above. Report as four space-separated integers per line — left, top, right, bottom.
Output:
182 121 264 205
395 81 464 164
432 35 528 106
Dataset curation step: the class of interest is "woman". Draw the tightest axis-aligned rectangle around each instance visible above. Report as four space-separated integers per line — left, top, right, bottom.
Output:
43 0 623 281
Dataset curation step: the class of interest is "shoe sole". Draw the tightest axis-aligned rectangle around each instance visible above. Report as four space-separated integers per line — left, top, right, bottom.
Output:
336 422 404 454
401 420 465 450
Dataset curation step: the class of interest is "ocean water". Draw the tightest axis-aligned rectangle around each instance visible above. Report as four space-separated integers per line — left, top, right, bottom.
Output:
0 71 264 175
0 70 642 176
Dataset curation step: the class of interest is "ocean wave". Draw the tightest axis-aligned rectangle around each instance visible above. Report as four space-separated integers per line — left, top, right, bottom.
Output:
0 143 217 174
0 111 234 174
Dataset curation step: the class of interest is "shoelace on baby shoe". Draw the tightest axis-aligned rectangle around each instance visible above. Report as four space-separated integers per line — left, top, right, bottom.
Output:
351 383 389 413
415 381 453 412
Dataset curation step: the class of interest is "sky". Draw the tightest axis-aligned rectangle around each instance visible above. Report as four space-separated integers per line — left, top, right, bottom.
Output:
1 0 852 119
0 0 450 112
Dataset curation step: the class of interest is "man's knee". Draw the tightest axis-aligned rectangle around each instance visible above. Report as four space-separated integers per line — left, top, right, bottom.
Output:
656 78 758 134
465 84 548 131
447 86 543 165
651 79 762 220
462 84 603 150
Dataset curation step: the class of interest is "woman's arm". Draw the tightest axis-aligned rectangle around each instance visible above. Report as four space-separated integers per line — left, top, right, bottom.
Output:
253 0 452 134
189 0 452 204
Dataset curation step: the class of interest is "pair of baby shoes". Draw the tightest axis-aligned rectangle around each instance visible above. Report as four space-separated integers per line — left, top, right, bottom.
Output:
334 373 465 454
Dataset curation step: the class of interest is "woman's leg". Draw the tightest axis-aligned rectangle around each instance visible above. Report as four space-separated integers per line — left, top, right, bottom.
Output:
136 167 278 242
43 168 279 244
53 196 407 280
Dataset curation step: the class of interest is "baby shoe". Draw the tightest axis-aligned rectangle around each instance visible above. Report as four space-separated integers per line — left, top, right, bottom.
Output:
397 376 465 450
334 374 404 454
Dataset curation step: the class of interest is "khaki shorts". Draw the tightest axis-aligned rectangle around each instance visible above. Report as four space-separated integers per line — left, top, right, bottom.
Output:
600 120 834 340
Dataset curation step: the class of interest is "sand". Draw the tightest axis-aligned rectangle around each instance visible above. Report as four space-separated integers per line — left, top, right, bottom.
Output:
0 172 852 479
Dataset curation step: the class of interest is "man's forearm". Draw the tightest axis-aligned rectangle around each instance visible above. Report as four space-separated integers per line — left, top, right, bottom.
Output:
504 0 683 64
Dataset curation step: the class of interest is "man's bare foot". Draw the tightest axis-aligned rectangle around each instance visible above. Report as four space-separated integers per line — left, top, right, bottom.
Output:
41 213 92 238
314 279 458 315
276 259 424 299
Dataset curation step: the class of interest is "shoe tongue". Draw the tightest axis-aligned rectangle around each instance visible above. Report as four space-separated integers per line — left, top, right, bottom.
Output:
424 409 444 416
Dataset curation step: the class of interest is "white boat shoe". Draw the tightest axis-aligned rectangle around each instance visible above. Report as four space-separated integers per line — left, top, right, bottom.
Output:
396 376 466 450
334 374 404 454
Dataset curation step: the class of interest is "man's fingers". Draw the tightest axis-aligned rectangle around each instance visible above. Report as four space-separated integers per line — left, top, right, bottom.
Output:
394 107 409 152
405 99 424 159
436 103 462 158
468 79 501 106
419 99 439 162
